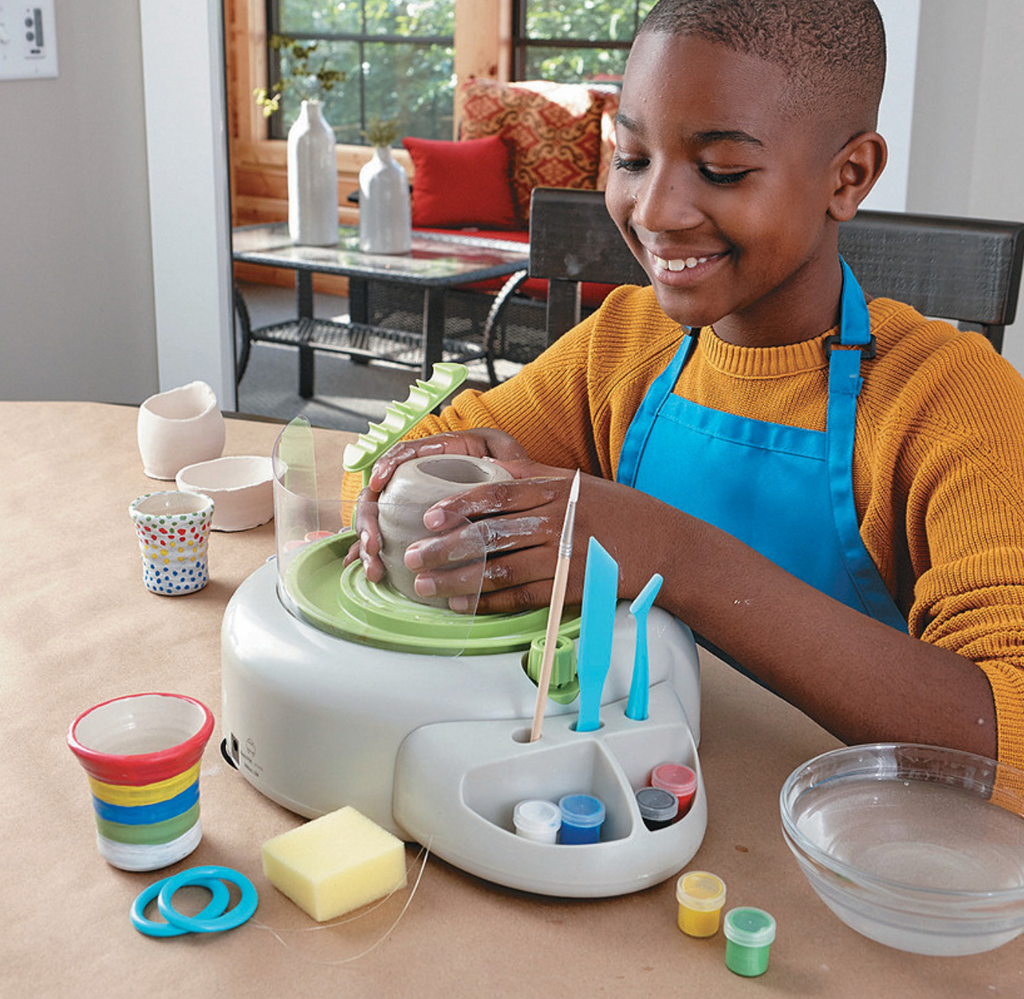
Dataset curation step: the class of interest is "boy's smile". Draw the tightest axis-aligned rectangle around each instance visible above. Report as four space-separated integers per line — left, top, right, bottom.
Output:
606 31 857 346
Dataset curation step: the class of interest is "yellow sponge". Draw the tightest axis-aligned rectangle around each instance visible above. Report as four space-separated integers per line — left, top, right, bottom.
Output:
261 806 408 921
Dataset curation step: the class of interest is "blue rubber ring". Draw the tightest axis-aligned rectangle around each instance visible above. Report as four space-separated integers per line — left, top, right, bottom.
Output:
131 877 230 938
157 865 258 933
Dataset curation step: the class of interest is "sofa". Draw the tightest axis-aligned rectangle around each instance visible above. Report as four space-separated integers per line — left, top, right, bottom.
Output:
364 78 624 380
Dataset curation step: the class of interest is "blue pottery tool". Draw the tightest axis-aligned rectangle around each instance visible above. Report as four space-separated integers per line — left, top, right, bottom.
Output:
626 573 663 721
575 537 619 733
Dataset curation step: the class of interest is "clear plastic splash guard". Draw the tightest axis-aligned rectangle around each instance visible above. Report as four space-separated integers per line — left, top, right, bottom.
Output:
270 415 565 657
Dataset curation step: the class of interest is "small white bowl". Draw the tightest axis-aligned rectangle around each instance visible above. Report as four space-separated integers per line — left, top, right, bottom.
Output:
175 455 274 532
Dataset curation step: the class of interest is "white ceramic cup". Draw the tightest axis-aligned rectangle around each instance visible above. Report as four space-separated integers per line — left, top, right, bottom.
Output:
137 381 226 480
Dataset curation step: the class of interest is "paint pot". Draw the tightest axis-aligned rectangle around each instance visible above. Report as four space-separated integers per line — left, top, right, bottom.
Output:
636 786 678 830
651 762 697 819
558 793 606 844
676 870 727 937
724 907 776 977
513 799 561 844
67 692 214 871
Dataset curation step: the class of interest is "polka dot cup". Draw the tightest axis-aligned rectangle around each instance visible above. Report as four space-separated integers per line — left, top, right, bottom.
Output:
129 491 214 595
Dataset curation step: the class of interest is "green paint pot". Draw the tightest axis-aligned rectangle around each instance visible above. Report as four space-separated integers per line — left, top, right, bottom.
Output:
724 907 776 977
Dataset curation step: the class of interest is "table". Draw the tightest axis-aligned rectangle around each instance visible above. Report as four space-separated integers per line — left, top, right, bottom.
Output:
4 400 1022 998
232 224 530 395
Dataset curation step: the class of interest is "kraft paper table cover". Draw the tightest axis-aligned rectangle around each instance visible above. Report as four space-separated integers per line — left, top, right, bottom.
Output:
2 400 1021 999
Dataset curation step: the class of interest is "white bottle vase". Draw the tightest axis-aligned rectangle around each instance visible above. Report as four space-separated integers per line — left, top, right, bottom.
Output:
287 100 339 247
358 145 412 254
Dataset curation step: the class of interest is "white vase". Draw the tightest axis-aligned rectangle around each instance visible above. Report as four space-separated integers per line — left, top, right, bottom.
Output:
287 100 339 247
358 145 412 254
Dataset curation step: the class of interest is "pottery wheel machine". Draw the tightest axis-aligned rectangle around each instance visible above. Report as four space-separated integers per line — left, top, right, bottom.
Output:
221 366 707 897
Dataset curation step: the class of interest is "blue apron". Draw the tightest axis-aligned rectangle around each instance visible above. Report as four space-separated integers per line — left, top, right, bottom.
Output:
617 259 906 634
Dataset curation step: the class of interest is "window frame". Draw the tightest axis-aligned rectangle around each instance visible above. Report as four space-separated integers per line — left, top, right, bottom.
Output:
509 0 647 81
263 0 457 143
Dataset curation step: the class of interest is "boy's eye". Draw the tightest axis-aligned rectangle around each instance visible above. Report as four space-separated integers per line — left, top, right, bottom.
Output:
613 152 649 173
700 166 752 185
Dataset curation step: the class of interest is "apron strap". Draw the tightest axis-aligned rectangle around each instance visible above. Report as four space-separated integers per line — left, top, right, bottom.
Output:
826 259 907 630
616 331 696 487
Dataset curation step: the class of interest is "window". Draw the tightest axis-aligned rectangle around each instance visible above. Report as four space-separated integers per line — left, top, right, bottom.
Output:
511 0 657 83
266 0 455 145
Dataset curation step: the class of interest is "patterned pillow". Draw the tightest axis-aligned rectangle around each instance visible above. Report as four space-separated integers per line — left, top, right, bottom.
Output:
459 79 605 224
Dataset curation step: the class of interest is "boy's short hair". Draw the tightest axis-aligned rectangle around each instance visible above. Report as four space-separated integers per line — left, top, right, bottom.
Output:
639 0 886 134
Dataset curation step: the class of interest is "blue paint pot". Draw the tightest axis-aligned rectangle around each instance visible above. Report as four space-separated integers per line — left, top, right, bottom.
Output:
558 793 606 844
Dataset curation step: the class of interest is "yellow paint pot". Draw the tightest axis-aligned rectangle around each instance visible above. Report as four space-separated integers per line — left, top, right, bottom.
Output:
676 870 727 937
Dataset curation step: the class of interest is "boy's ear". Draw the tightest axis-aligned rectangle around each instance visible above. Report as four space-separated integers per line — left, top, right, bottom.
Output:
827 131 887 222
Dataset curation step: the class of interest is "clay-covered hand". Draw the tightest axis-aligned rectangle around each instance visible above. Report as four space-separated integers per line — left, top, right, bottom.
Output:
343 428 529 582
400 458 648 615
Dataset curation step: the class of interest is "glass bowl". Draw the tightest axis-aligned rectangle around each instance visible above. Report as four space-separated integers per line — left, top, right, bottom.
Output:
780 743 1024 955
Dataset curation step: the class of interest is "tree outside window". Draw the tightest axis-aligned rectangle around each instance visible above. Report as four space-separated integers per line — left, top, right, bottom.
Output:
512 0 656 83
267 0 455 144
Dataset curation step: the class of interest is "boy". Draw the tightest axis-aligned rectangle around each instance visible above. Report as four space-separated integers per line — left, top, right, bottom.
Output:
348 0 1024 767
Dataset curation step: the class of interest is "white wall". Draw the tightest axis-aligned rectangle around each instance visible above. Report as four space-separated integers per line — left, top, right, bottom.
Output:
140 0 236 408
0 1 158 403
0 0 234 407
864 0 920 213
906 0 1024 373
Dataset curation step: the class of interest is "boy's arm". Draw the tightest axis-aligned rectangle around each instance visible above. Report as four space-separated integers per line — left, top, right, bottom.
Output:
417 465 998 760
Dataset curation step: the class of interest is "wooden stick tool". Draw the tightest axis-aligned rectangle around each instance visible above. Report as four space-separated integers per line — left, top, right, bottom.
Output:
529 469 580 742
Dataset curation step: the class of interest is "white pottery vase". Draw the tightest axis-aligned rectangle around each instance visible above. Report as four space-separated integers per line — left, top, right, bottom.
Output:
377 455 512 605
358 145 412 254
137 381 226 480
287 100 339 247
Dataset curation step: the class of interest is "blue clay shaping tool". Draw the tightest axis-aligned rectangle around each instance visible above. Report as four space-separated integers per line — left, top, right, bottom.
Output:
625 573 663 721
575 537 619 733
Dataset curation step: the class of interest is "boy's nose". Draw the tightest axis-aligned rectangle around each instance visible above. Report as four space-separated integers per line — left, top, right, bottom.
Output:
632 166 704 234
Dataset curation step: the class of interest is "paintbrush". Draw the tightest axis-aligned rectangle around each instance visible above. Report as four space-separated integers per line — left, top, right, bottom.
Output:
529 468 581 742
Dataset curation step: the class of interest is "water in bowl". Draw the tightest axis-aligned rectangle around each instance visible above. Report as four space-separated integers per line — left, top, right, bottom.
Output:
794 777 1024 892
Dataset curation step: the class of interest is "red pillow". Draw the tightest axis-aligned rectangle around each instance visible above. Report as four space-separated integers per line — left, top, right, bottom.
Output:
402 135 519 230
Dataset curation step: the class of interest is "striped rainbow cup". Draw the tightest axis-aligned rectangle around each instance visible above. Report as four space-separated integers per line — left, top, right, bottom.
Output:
67 692 214 871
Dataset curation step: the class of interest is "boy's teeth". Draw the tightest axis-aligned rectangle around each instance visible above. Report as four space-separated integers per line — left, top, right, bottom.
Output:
654 254 708 271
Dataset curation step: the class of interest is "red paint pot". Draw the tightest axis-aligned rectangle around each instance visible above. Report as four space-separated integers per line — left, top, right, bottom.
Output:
651 762 697 818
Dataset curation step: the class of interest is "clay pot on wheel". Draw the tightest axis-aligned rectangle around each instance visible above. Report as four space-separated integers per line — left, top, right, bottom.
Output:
377 455 512 606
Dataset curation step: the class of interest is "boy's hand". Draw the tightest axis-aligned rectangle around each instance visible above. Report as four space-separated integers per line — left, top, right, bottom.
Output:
394 461 645 615
342 428 529 582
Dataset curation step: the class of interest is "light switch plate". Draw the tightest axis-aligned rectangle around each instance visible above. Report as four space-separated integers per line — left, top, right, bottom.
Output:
0 0 58 80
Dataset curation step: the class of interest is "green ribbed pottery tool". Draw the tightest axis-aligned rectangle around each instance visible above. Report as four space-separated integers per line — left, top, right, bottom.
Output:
343 362 469 487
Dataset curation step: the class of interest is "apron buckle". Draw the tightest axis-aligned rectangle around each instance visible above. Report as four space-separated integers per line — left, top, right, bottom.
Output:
824 332 877 359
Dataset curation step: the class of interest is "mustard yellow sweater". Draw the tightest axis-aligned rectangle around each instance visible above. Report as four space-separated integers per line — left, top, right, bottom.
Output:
398 285 1024 767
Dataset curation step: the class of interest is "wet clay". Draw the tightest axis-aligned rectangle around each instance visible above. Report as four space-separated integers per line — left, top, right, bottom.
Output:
377 455 513 605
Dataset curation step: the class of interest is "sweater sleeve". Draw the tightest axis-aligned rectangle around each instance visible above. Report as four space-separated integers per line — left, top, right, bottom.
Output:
887 336 1024 770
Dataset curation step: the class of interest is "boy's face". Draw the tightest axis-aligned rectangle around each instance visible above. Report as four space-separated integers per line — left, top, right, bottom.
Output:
606 31 845 344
